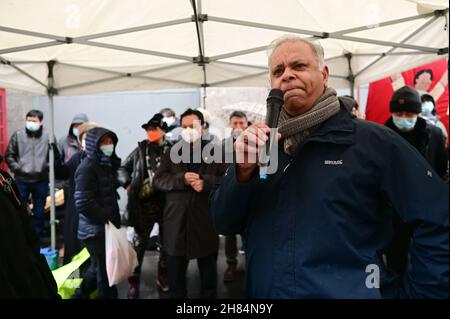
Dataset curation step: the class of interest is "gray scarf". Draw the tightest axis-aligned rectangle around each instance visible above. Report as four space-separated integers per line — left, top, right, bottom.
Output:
277 87 340 155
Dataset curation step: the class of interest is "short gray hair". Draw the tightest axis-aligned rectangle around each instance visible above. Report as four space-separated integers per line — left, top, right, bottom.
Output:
267 36 325 71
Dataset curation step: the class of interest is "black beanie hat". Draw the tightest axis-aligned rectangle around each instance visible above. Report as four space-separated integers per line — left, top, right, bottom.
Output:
389 86 422 114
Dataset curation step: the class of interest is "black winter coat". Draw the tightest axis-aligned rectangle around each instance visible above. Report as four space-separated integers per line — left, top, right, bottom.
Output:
0 169 59 298
153 140 227 258
74 128 121 240
117 141 166 226
54 148 84 264
211 105 448 298
385 116 448 180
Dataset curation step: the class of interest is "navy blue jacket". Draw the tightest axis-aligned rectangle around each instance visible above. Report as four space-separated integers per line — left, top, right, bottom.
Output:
75 127 121 240
210 105 449 299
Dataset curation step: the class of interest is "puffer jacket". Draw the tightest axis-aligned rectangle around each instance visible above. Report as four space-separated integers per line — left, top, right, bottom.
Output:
74 127 121 240
5 127 49 182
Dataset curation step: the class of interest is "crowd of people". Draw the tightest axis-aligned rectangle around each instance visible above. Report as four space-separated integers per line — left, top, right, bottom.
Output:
0 35 448 299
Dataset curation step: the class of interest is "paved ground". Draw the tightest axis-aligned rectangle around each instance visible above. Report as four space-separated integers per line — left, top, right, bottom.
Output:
42 224 247 299
116 235 247 299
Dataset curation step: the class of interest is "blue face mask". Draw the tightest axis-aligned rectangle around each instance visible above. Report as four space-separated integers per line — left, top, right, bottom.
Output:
100 144 114 157
392 115 417 131
26 121 40 132
72 128 79 137
421 101 434 114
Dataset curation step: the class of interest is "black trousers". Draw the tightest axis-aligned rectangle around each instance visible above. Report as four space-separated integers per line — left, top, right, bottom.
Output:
167 252 217 299
83 236 117 299
225 235 238 265
129 210 167 285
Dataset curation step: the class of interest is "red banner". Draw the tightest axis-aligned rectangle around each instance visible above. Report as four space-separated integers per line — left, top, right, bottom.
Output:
365 58 449 136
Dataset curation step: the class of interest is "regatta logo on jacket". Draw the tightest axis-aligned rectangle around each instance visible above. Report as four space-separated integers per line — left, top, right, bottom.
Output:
324 160 343 165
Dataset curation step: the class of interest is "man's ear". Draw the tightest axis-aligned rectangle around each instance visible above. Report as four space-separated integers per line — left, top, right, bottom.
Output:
322 65 329 87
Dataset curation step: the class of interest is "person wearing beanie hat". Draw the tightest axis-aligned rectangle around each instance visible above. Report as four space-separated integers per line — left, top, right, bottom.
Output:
386 86 447 180
117 113 170 298
384 86 448 279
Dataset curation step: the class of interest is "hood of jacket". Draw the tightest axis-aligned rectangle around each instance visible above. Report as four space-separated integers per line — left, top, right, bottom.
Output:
67 113 89 137
84 127 119 166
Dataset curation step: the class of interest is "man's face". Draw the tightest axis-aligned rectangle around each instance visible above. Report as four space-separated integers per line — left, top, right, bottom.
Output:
415 72 432 91
269 41 329 117
229 116 248 130
181 115 204 134
181 114 204 144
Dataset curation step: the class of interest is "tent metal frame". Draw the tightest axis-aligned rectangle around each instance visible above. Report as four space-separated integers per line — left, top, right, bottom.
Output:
0 4 448 248
0 8 447 91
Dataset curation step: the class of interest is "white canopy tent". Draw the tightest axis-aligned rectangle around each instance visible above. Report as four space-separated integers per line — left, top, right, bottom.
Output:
0 0 448 248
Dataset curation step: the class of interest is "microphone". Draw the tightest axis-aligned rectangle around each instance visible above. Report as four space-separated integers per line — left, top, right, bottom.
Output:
259 89 284 179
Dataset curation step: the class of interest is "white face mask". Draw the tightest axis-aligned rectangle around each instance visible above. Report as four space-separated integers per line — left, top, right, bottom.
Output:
81 138 86 150
26 121 40 132
181 127 201 143
162 117 176 127
392 115 417 131
72 127 79 137
421 101 434 114
100 144 114 157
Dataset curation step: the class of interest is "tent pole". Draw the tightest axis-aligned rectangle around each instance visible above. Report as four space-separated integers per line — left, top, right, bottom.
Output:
355 14 440 78
345 53 355 97
201 86 207 109
47 60 56 250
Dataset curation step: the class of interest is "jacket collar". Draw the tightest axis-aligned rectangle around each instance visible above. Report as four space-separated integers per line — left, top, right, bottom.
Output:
25 125 44 138
305 103 355 146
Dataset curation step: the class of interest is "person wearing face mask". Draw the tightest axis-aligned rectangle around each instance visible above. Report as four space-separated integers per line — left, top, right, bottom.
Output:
220 111 248 283
52 122 99 266
5 109 50 240
54 113 89 255
74 127 121 299
153 108 227 299
420 93 448 146
58 113 89 164
52 122 100 298
160 108 180 145
117 113 170 298
383 86 448 281
385 86 448 181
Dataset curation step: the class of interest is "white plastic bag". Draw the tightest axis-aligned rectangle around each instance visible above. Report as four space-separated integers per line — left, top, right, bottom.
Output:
105 221 138 287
